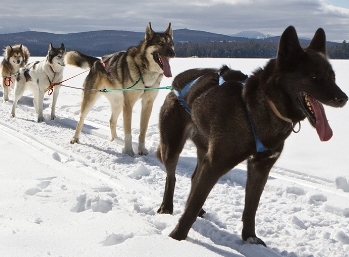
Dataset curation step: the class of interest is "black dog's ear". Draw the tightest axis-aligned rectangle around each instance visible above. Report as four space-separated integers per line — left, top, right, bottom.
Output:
276 26 304 70
145 22 154 40
60 43 65 51
308 28 326 55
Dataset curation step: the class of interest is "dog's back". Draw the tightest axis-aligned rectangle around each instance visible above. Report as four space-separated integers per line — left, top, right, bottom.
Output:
172 65 248 110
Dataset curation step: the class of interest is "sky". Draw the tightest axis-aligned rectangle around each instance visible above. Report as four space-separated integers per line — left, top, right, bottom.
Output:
0 57 349 256
0 0 349 42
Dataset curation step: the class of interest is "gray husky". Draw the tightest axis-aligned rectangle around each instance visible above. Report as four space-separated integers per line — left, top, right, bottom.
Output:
156 26 348 246
64 22 175 156
11 43 65 122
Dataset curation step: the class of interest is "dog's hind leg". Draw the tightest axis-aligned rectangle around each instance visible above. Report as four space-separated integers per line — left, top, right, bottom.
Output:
105 91 123 141
70 91 100 144
169 151 226 240
241 149 282 247
157 93 191 214
138 90 159 155
190 140 208 217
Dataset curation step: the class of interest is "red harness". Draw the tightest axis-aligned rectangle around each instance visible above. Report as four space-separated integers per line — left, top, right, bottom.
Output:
3 76 13 87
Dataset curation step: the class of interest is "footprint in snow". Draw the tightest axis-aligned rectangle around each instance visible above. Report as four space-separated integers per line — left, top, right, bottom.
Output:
91 198 113 213
25 187 42 196
71 194 115 213
335 177 349 192
71 194 87 213
102 233 134 246
308 194 327 205
25 179 53 195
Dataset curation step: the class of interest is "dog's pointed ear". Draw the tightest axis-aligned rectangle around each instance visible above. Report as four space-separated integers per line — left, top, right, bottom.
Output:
277 26 304 70
5 45 12 60
19 44 23 50
49 43 54 51
60 43 65 51
308 28 326 55
165 23 173 39
145 22 154 40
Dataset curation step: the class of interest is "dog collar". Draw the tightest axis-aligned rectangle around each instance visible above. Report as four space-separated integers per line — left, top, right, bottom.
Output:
267 99 293 124
49 65 57 74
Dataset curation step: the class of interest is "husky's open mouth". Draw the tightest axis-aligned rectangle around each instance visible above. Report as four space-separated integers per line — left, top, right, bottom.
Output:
153 52 172 77
299 92 332 141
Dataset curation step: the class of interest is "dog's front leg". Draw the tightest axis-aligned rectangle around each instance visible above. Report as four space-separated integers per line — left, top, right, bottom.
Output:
36 89 45 122
242 150 281 247
3 84 10 102
50 84 61 120
11 80 26 118
123 99 135 156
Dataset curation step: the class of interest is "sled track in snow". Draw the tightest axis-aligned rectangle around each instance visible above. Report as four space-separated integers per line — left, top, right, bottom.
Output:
2 101 349 202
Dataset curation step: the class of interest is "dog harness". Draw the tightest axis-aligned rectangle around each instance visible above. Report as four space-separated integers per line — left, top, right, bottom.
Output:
173 74 268 153
2 71 20 87
3 76 13 87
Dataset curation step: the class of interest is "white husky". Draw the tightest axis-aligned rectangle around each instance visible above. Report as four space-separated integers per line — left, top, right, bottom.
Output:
11 43 65 122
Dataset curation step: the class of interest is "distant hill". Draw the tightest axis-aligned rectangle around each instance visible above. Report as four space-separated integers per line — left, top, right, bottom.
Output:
0 29 344 57
232 31 269 39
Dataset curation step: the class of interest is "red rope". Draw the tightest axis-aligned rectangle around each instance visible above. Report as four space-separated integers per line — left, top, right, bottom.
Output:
3 76 13 87
44 69 89 95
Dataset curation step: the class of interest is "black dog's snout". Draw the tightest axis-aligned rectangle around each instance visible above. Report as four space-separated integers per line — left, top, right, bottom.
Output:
335 96 348 107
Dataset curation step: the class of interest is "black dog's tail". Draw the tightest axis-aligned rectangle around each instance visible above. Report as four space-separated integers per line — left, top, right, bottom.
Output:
64 50 100 69
219 65 248 82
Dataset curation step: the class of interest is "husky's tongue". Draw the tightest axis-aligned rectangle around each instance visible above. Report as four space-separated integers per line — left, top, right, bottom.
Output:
308 96 333 141
160 55 172 77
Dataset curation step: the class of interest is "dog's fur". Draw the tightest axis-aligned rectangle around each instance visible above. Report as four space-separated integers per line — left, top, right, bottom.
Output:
11 43 65 122
156 26 348 246
1 44 30 101
65 22 175 156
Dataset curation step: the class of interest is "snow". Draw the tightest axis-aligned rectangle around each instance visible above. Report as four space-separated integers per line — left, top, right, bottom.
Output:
1 57 349 257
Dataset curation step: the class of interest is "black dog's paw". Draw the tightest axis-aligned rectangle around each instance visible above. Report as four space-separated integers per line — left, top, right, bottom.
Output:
245 237 267 247
169 228 187 241
157 205 173 214
198 208 206 217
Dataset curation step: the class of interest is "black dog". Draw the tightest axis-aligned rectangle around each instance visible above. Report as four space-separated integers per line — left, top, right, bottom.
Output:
156 26 348 246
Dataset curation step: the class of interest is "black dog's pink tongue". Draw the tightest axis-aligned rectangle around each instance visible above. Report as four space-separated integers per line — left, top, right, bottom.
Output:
161 55 172 77
309 96 333 141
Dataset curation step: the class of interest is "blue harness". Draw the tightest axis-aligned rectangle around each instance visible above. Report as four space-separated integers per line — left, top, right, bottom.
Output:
173 74 268 153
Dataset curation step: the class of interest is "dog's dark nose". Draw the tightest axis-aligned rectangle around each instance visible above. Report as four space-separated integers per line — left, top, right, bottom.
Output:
335 96 348 107
16 59 21 64
168 49 175 58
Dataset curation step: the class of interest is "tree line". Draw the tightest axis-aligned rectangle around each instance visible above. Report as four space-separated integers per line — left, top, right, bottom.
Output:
174 40 349 59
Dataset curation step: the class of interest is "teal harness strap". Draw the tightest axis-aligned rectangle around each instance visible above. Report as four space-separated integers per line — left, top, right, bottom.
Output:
173 73 268 153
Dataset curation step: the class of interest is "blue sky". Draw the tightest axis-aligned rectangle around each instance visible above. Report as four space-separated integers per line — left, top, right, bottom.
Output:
328 0 349 8
0 0 349 42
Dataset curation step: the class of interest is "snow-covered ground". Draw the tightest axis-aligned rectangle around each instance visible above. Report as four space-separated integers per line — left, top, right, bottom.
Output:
1 57 349 257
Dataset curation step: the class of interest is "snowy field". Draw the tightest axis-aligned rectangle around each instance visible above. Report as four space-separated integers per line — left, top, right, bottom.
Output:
1 57 349 257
